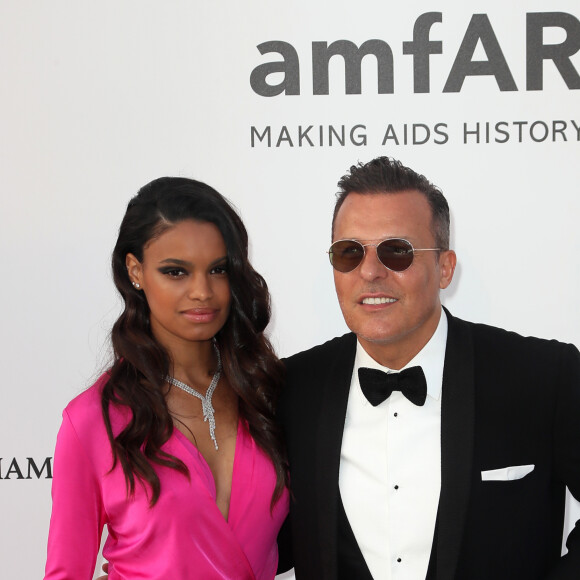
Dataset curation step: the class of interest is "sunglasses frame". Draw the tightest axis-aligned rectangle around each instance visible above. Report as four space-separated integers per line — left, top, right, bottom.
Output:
328 237 442 273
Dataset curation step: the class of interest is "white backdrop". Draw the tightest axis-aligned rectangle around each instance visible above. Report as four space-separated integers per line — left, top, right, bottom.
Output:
1 1 579 578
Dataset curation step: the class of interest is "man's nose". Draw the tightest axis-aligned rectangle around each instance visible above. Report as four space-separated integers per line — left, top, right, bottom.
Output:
359 246 387 281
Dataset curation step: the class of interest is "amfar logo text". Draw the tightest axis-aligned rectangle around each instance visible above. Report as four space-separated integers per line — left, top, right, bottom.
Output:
0 457 53 479
250 12 580 95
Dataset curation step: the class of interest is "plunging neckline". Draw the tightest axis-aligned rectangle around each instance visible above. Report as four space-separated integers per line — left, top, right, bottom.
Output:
173 418 241 522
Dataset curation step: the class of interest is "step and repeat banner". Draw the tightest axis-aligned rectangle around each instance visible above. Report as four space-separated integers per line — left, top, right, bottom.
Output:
1 1 579 577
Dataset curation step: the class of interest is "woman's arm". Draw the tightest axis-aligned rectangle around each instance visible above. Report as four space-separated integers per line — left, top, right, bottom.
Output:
44 409 106 580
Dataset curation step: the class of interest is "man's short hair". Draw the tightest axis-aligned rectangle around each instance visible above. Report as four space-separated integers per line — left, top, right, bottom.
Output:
332 156 450 250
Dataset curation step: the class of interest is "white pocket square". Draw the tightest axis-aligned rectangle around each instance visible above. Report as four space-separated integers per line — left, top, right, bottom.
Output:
481 464 535 481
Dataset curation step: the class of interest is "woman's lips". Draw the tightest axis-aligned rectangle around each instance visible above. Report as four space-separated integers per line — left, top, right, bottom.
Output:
181 308 220 323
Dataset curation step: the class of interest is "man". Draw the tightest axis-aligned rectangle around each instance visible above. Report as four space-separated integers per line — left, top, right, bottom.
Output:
277 156 580 579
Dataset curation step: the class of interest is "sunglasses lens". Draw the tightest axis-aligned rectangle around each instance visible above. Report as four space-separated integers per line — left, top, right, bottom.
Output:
329 240 365 273
377 239 414 271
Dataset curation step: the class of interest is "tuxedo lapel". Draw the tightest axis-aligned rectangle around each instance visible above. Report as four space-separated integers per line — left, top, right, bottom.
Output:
435 310 476 580
314 333 358 578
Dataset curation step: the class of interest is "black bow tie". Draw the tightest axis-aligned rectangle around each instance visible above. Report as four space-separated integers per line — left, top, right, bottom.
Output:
358 366 427 407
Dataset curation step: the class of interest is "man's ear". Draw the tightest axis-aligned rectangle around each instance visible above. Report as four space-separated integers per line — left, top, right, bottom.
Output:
439 250 456 290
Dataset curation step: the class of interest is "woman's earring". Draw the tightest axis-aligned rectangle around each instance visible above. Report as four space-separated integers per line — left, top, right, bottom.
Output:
132 282 141 289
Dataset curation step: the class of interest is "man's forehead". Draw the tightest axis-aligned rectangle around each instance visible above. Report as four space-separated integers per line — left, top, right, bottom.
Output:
335 190 429 218
341 189 426 205
334 193 432 221
332 193 434 244
334 236 414 244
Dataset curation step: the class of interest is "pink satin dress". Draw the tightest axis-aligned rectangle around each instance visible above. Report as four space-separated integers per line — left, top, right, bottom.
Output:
44 374 289 579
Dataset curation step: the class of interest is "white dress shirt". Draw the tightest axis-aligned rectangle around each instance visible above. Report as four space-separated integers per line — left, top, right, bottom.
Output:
339 309 448 580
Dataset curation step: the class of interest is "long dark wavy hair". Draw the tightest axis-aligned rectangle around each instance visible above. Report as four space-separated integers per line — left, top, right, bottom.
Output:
103 177 287 506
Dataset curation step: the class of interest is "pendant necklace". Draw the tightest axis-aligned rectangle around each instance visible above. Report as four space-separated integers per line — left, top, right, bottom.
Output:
166 342 222 450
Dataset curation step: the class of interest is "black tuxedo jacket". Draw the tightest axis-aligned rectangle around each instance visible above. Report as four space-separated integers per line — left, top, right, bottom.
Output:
277 310 580 579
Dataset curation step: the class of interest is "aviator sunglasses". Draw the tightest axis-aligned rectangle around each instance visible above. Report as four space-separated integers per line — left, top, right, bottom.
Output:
328 238 441 273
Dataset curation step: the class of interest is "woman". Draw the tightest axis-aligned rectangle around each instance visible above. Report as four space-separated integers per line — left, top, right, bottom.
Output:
44 177 289 579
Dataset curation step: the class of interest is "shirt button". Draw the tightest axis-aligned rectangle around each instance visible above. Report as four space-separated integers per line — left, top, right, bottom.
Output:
397 558 402 563
394 485 399 490
394 412 398 417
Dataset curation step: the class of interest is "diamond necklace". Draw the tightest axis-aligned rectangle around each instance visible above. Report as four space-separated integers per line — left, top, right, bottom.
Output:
165 343 222 450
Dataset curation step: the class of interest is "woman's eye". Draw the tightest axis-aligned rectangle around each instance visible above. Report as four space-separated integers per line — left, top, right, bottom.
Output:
211 264 228 275
161 268 186 278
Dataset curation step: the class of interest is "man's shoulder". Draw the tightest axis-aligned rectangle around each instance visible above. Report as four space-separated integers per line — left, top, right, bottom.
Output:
284 332 356 369
447 310 579 361
280 333 357 414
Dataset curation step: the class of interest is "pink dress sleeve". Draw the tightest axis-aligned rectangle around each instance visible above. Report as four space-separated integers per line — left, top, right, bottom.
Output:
44 408 106 580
